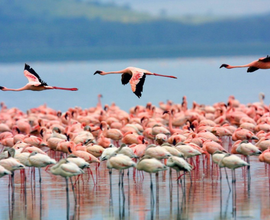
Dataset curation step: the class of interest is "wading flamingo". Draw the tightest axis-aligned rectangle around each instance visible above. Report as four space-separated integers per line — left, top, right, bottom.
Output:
50 159 84 204
94 67 177 98
166 155 192 184
219 154 249 212
136 156 167 189
220 55 270 72
28 151 56 183
0 64 78 92
106 153 136 186
0 165 11 178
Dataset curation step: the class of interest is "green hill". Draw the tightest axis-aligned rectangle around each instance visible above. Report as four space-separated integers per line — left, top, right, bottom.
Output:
0 0 269 62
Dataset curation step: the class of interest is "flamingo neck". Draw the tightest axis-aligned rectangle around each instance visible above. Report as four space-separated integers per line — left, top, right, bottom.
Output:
1 87 26 91
101 70 125 75
226 64 251 69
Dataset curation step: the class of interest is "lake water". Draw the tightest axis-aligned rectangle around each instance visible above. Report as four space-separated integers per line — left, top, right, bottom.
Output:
1 55 270 220
0 55 269 112
0 143 269 220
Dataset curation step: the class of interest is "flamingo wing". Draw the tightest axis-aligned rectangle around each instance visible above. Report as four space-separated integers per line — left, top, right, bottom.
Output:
24 63 48 86
247 66 259 72
121 72 132 85
128 71 146 98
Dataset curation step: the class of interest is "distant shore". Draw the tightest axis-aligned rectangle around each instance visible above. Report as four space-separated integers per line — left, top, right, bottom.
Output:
1 43 269 63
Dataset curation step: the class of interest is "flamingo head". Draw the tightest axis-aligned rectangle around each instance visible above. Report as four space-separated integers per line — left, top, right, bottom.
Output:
219 64 229 69
0 86 6 91
94 70 104 75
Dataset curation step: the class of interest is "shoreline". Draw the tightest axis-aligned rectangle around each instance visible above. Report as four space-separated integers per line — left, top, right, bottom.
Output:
0 43 269 63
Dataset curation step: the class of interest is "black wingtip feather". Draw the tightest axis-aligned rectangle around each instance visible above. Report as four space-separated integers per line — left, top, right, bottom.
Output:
247 66 259 72
24 63 48 86
133 74 146 98
121 73 132 85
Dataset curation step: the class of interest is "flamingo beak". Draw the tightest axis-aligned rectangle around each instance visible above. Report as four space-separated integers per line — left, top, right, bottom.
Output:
94 70 102 75
220 64 229 68
251 136 259 140
0 86 4 90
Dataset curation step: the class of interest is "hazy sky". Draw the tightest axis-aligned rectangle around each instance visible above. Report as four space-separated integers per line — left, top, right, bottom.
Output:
102 0 270 17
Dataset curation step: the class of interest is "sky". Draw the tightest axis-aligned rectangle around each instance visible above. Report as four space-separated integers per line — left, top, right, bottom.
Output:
101 0 270 17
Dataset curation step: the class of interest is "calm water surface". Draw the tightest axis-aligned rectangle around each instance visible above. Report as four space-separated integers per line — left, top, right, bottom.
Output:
0 139 269 220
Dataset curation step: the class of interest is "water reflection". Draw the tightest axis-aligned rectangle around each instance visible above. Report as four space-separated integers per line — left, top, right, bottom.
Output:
1 153 270 219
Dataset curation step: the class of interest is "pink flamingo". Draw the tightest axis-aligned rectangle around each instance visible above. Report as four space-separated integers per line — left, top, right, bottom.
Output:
100 121 123 140
136 156 167 189
94 67 177 98
50 159 84 204
220 55 270 72
0 64 78 91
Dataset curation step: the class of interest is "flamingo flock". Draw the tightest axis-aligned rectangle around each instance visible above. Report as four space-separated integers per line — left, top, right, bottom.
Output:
0 94 269 194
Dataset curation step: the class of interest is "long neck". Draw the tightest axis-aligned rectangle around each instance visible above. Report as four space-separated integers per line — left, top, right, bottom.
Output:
2 86 28 91
227 62 254 69
101 70 126 75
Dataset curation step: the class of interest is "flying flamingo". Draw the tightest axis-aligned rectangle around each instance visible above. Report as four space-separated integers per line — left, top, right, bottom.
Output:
0 63 78 92
94 67 177 98
220 55 270 72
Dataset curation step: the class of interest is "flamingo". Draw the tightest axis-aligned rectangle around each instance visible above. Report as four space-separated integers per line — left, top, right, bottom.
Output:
212 151 231 190
219 153 249 211
28 151 56 183
0 154 25 188
0 63 78 92
94 67 177 98
136 156 167 189
231 140 261 184
100 145 118 161
50 159 84 204
220 55 270 72
166 155 193 187
106 153 136 186
0 165 11 178
66 154 90 169
144 144 171 160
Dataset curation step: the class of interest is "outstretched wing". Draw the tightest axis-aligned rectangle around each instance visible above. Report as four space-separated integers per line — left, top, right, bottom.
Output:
129 71 146 98
24 63 48 86
121 72 132 85
247 66 259 72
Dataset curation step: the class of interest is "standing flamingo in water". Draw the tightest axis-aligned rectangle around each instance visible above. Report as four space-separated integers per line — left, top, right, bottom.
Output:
220 55 270 72
0 63 78 91
94 67 177 98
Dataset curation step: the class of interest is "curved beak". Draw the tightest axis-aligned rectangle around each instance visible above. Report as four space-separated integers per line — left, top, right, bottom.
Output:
94 70 102 75
220 64 229 68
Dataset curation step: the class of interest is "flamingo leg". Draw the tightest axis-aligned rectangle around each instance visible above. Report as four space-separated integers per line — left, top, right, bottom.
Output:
69 177 77 204
153 73 177 79
224 168 231 191
52 86 78 91
65 178 70 219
